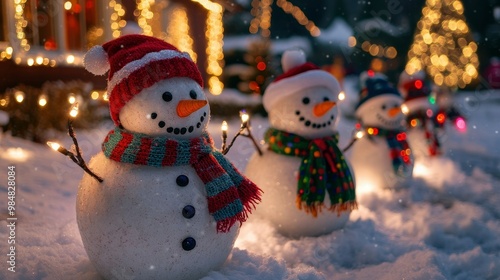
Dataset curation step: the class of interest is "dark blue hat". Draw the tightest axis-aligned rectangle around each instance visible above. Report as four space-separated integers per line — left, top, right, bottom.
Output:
356 78 401 109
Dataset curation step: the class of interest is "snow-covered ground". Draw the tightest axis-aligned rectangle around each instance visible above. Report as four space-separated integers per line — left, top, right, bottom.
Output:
1 86 500 279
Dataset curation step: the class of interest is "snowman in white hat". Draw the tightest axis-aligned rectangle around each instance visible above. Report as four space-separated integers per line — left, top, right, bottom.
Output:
79 34 261 280
245 49 356 238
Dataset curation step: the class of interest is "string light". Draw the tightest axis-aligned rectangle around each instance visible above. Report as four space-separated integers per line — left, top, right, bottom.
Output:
38 94 48 107
276 0 320 37
405 0 479 88
163 6 197 62
109 1 125 38
136 0 224 95
359 41 398 59
221 120 228 151
338 91 346 101
221 110 262 155
10 1 123 66
68 93 76 104
69 103 79 118
14 91 25 103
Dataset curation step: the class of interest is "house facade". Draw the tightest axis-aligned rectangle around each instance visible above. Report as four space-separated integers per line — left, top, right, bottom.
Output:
0 0 230 95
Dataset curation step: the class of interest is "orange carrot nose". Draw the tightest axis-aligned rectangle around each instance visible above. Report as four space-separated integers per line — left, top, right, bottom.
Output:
177 100 208 117
388 107 401 117
313 101 336 117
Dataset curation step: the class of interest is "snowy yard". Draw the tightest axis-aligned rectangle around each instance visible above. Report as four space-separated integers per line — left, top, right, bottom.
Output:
1 88 500 280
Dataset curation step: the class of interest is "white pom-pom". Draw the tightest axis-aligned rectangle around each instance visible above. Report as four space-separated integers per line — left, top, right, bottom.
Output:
281 49 306 72
84 45 109 76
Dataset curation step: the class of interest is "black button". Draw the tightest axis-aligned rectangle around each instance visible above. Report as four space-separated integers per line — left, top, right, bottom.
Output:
182 237 196 251
176 175 189 187
182 205 195 219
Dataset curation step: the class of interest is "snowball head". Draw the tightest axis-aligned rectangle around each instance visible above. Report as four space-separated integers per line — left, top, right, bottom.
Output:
118 77 210 139
83 45 110 76
355 95 405 130
281 49 307 72
268 86 339 139
77 153 239 280
245 151 350 238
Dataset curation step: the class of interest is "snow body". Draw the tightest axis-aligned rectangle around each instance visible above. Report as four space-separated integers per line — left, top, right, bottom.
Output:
402 97 440 158
77 78 238 280
245 85 351 238
350 94 413 194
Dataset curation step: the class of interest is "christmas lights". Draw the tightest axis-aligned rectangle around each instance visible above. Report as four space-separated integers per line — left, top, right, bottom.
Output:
249 0 320 37
8 1 124 66
47 104 103 183
135 0 224 95
405 0 479 88
221 110 262 156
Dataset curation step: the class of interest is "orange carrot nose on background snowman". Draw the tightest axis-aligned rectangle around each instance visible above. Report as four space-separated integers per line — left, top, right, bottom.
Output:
78 34 261 280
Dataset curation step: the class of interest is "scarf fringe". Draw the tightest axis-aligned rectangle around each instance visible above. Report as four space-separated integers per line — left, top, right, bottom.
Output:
216 181 263 233
296 195 358 218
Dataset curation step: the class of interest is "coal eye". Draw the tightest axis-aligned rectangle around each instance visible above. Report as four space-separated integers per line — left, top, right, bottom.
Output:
381 105 387 110
162 92 173 102
302 97 310 105
189 90 197 100
323 97 330 102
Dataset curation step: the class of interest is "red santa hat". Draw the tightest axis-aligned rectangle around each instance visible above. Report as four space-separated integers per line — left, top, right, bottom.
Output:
263 49 341 112
83 34 203 126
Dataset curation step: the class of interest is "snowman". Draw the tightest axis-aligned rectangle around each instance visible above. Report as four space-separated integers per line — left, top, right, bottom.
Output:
349 77 413 194
78 35 261 280
398 70 441 158
245 50 356 238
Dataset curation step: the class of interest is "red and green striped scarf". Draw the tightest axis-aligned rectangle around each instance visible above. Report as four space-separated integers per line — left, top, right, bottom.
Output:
101 127 262 233
363 126 413 176
265 128 357 217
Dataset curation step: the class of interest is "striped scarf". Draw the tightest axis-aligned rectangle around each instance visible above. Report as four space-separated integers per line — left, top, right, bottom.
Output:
364 127 412 176
101 127 262 233
265 128 357 217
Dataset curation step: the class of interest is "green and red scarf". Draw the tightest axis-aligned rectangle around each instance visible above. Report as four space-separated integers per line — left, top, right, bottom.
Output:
363 126 412 176
101 127 262 233
265 128 357 217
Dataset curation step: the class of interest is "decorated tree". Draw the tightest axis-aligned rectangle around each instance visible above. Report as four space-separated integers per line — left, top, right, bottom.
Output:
243 39 275 94
405 0 479 88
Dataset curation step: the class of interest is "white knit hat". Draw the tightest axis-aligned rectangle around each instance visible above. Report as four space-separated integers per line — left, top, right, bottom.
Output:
263 49 341 112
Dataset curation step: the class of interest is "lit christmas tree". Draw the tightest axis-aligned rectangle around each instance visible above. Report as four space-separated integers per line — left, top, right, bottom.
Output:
405 0 479 88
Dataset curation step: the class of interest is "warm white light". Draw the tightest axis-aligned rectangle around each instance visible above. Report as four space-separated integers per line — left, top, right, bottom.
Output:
64 1 72 10
401 104 409 115
66 55 75 64
356 131 364 139
338 91 346 101
38 95 47 107
68 94 76 104
240 112 250 123
1 147 31 162
15 91 24 103
27 58 34 66
47 141 61 151
103 92 109 101
221 121 228 133
69 103 79 118
35 56 43 65
90 91 99 100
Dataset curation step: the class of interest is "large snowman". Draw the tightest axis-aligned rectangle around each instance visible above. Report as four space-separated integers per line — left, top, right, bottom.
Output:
78 35 261 280
245 50 356 238
398 70 441 158
349 76 413 195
